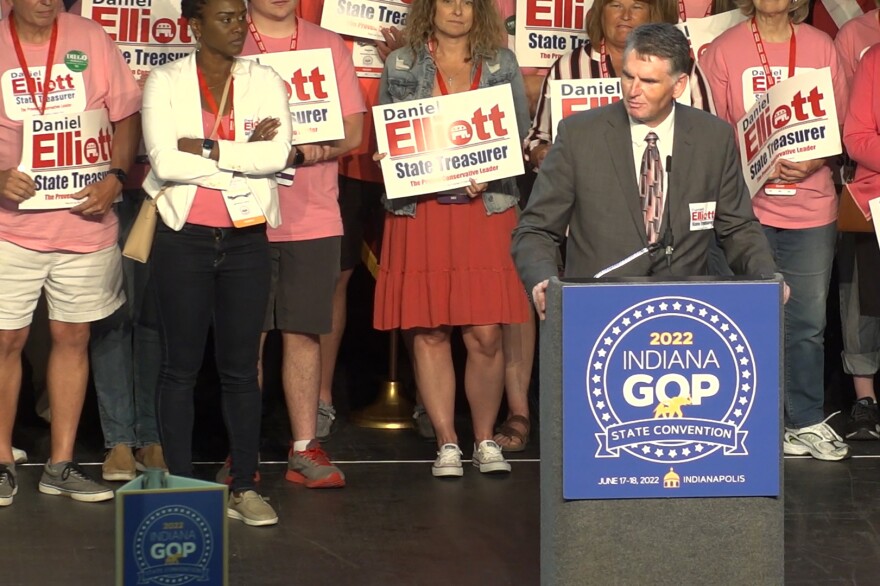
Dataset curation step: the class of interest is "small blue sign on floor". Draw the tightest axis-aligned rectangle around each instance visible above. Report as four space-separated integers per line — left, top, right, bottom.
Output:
116 474 228 585
562 280 781 500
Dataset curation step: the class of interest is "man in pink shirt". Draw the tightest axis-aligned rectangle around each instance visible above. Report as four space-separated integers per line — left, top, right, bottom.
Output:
238 0 365 488
0 0 141 506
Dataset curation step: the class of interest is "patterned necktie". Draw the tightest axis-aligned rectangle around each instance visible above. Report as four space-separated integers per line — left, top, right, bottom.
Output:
639 131 664 245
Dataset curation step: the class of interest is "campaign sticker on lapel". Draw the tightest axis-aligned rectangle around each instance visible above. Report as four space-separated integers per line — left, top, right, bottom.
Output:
689 202 716 231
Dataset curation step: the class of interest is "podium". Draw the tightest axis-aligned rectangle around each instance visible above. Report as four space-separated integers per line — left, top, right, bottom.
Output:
540 276 784 585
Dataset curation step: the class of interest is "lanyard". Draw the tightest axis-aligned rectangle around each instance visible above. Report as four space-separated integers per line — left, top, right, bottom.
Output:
677 0 713 21
750 17 796 90
197 67 235 140
428 41 482 95
599 40 612 78
246 13 297 54
434 60 482 95
9 15 59 116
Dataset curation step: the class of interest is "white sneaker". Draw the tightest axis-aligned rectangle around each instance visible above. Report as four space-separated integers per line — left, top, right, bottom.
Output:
472 440 512 474
12 447 27 465
784 414 851 461
432 444 463 478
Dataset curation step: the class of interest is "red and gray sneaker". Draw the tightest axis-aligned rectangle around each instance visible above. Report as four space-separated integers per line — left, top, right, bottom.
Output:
285 440 345 488
215 456 261 485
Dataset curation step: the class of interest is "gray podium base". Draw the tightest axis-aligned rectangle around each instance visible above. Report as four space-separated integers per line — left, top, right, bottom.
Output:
540 280 784 586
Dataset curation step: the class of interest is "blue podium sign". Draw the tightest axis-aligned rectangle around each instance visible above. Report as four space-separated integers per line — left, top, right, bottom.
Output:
116 475 228 586
562 280 780 499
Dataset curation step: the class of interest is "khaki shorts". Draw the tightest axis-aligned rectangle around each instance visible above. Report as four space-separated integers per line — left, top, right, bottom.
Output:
0 240 125 329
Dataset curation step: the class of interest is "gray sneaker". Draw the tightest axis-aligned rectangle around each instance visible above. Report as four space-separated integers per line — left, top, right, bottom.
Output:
227 490 278 527
0 464 17 507
39 461 115 502
316 400 337 441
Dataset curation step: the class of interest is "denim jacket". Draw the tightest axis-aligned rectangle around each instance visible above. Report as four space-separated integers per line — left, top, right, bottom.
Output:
378 45 531 217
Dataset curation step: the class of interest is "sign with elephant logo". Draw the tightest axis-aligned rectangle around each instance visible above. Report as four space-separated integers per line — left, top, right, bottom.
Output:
562 280 781 499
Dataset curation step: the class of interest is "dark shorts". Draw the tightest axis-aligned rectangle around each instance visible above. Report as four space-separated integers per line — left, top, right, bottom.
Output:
339 175 384 271
263 237 341 335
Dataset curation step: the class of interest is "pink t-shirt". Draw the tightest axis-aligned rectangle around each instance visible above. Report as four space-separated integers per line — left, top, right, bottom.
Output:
0 13 142 253
242 18 365 243
186 110 235 228
681 0 714 20
701 21 849 230
843 44 880 211
834 9 880 81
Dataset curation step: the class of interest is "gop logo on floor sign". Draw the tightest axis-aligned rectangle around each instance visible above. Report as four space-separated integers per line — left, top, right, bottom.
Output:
587 296 755 464
133 505 216 585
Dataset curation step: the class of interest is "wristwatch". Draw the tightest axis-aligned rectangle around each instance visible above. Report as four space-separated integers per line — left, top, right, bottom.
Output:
202 139 216 159
291 147 305 167
107 168 127 185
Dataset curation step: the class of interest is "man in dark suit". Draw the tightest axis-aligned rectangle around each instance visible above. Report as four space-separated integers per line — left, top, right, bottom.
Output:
512 23 783 319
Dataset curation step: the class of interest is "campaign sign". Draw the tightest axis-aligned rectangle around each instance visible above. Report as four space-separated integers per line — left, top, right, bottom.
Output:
678 9 747 66
116 474 227 586
320 0 411 41
549 78 621 138
373 84 524 199
1 66 87 121
19 109 114 210
83 0 195 82
244 49 344 145
548 77 691 140
562 280 781 500
515 0 591 68
737 68 841 197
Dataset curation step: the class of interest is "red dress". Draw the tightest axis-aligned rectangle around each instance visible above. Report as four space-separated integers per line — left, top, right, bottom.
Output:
373 197 530 330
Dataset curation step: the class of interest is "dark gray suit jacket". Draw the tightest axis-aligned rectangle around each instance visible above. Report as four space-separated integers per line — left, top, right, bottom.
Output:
511 101 777 292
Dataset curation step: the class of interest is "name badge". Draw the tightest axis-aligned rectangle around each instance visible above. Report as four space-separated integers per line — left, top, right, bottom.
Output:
764 182 797 196
353 41 384 79
222 176 266 228
688 202 716 231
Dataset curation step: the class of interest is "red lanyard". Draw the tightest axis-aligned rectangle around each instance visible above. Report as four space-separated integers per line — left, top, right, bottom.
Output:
9 15 59 116
750 18 796 90
197 67 235 140
677 0 713 21
428 41 482 95
599 40 612 78
246 13 297 54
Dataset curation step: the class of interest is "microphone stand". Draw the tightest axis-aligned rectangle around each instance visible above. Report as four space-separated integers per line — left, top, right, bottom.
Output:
594 156 675 278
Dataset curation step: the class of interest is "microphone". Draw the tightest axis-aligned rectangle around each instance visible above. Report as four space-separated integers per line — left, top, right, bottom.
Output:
662 155 674 268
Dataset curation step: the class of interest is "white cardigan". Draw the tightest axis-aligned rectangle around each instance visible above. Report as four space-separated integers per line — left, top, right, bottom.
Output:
142 53 292 230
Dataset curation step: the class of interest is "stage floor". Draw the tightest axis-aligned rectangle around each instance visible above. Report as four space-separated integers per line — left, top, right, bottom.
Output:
5 412 880 585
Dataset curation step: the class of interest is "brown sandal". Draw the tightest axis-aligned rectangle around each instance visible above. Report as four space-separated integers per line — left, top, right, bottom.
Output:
493 415 531 452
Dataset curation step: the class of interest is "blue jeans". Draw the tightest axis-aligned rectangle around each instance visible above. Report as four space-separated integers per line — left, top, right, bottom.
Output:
763 222 836 428
90 191 161 449
152 221 270 492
